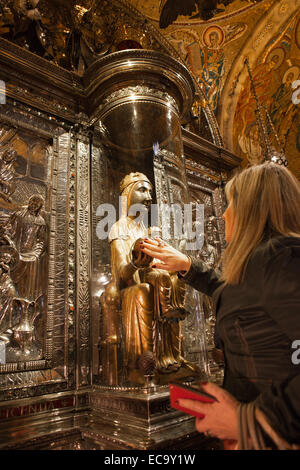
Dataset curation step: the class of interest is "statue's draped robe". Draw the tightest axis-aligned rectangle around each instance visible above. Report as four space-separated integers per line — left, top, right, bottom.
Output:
109 216 185 372
7 208 47 302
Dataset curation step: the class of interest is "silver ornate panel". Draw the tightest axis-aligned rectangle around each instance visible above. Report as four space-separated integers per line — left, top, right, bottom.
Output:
183 158 226 379
74 133 91 388
90 140 110 377
151 148 226 376
0 101 78 400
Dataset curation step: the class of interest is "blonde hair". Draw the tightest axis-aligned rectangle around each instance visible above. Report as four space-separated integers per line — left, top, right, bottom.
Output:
221 162 300 285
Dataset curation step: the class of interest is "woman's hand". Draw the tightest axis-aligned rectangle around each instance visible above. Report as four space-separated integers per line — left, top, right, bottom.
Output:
140 237 191 273
178 382 239 442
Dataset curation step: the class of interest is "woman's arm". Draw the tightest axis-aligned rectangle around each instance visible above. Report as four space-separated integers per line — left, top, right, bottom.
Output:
179 255 223 296
140 238 222 296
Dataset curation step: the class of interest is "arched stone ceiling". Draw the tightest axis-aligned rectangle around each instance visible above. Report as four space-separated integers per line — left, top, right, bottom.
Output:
0 0 299 176
128 0 300 178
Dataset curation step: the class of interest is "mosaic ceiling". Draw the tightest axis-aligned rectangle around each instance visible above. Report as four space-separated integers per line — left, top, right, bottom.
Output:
134 0 265 26
0 0 299 177
129 0 300 178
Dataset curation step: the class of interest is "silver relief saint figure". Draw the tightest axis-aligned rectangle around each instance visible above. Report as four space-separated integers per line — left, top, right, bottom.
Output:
5 194 47 301
0 194 47 353
0 246 19 341
0 147 18 202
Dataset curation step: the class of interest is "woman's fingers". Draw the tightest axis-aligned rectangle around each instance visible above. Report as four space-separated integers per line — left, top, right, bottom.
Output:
152 262 170 271
141 245 165 259
195 417 209 433
143 237 170 250
141 242 167 259
142 240 162 250
140 238 190 273
144 237 167 248
143 238 160 247
178 398 209 419
201 382 221 402
178 398 208 415
154 236 169 247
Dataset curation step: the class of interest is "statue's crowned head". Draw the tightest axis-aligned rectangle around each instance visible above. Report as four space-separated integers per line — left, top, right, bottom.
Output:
120 172 152 195
120 172 153 215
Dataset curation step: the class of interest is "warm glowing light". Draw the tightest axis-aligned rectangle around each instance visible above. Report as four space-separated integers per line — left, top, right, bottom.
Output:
95 289 104 298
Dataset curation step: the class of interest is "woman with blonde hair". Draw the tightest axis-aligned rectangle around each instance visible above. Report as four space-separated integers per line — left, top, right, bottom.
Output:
140 161 300 449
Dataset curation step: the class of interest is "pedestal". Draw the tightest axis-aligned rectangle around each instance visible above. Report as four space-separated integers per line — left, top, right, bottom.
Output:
83 386 221 450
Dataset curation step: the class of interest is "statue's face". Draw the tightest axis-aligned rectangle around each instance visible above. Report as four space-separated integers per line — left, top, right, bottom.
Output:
129 181 152 211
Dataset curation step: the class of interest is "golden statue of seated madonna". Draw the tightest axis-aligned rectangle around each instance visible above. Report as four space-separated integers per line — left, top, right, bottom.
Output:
99 172 198 386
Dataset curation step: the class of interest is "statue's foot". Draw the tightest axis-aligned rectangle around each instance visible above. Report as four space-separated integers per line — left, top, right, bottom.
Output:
158 361 181 374
155 360 200 385
180 359 201 374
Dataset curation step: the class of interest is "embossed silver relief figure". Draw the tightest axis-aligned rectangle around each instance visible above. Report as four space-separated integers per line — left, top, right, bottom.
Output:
200 221 219 269
0 194 47 356
0 147 18 202
6 195 47 301
0 246 19 340
180 213 221 375
198 217 224 377
199 221 218 339
194 217 219 325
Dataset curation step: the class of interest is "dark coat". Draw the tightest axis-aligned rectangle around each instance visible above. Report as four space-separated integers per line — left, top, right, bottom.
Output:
182 236 300 444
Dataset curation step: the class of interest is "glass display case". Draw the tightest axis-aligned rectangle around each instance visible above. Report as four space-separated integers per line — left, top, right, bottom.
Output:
89 50 213 389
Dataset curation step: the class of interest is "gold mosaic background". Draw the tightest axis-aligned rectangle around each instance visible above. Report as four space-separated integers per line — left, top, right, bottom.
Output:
129 0 300 178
